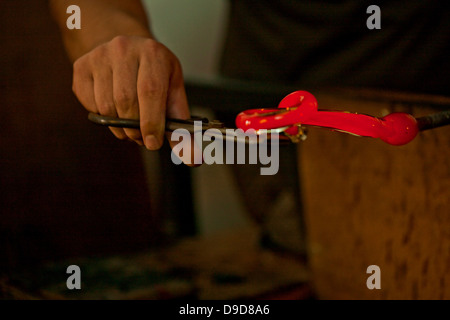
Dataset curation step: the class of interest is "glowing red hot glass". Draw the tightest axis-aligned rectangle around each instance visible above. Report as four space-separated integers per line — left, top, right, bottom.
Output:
235 90 419 146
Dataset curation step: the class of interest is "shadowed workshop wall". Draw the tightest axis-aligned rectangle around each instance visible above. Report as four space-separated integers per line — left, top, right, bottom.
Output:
0 0 165 272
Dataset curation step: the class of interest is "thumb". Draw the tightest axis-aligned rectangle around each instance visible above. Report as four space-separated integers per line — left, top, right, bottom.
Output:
166 75 203 167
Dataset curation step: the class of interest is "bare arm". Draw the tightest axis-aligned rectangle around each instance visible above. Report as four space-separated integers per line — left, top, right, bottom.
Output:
50 0 153 61
49 0 191 153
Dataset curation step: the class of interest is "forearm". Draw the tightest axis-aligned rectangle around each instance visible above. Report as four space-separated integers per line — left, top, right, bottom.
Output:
49 0 153 61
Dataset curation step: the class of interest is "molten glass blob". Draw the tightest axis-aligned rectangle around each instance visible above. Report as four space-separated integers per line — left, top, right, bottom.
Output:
235 90 419 146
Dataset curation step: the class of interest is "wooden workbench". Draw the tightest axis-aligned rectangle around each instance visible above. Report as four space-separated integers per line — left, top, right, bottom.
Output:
299 88 450 299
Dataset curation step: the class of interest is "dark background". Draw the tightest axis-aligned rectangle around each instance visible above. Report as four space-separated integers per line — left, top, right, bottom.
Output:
0 0 181 272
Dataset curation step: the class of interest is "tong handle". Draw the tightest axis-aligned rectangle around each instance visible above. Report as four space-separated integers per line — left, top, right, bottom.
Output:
88 112 210 132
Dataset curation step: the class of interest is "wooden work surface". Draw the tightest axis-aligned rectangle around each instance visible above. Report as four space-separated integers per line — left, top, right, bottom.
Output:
298 89 450 299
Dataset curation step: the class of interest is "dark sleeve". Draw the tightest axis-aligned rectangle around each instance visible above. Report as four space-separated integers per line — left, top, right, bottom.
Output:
220 0 450 96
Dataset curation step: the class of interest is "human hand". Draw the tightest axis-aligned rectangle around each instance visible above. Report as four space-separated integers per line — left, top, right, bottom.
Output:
72 35 190 152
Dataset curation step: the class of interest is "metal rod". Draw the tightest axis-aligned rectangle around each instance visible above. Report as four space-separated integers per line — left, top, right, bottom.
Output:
416 110 450 131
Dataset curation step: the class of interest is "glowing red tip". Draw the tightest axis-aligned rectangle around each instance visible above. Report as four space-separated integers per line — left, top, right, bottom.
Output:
379 112 419 146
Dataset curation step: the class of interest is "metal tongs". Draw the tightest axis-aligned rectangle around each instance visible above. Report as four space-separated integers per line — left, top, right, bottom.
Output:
88 113 294 144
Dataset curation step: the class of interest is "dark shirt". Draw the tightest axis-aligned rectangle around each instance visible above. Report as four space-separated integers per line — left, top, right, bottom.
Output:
220 0 450 96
